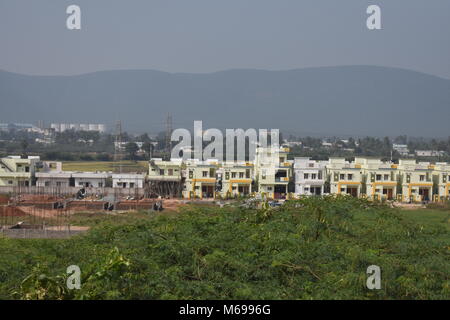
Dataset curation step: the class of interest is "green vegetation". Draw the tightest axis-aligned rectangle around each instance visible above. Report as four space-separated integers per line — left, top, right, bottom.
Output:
0 197 448 300
62 161 148 173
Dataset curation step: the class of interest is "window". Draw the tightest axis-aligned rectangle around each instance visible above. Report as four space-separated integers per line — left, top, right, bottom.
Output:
340 174 345 180
195 186 200 190
262 170 266 179
231 172 236 178
309 163 314 168
98 182 103 187
45 181 50 187
311 173 317 180
159 169 165 175
25 166 30 172
189 170 193 179
384 174 389 181
232 186 237 190
267 186 272 191
304 173 309 179
318 172 322 180
420 175 425 181
168 169 173 176
56 182 62 187
280 157 285 163
130 183 135 188
348 174 353 180
202 171 208 177
376 174 382 181
239 172 244 178
246 169 250 178
225 172 230 180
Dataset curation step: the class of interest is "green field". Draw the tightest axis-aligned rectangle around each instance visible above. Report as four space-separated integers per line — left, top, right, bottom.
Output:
0 197 448 300
62 161 148 173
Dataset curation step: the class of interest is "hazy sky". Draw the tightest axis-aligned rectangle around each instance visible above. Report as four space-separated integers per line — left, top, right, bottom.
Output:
1 0 449 78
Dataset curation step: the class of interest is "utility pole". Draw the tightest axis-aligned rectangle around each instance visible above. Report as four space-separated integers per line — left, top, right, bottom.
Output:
114 120 123 173
165 113 172 160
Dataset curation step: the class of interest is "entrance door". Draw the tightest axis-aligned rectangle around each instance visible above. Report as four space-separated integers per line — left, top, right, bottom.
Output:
347 187 358 197
202 185 214 198
387 188 393 200
419 188 430 201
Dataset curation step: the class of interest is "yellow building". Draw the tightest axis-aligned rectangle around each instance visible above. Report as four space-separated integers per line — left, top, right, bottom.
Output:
328 158 363 197
148 158 184 197
0 156 40 187
182 159 219 199
398 159 434 202
356 158 399 201
217 162 253 198
254 146 292 199
434 162 450 200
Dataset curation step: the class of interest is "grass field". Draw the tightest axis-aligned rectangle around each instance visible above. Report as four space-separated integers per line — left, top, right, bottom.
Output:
0 197 448 300
62 161 148 173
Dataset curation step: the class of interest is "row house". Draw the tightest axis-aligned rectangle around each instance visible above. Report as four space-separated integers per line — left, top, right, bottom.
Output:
217 161 254 198
328 158 364 197
254 146 293 199
183 159 219 199
435 162 450 200
294 157 327 196
0 156 40 187
398 159 434 202
356 158 399 201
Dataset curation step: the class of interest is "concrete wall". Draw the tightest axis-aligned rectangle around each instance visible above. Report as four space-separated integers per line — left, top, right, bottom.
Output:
0 186 145 197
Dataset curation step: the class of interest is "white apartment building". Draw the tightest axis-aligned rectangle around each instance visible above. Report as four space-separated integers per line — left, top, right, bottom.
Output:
71 172 109 188
293 157 327 196
112 173 145 189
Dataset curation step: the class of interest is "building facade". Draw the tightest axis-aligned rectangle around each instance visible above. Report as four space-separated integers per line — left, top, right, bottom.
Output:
254 146 293 199
328 158 363 197
0 156 40 187
294 157 327 196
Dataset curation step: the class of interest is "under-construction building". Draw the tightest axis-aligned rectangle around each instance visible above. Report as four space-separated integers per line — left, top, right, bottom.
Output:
147 158 184 197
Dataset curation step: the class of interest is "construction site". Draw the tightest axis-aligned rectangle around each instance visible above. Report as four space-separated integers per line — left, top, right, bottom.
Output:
0 184 185 239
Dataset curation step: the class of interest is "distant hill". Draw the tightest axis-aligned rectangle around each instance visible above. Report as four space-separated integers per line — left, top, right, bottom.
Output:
1 66 449 137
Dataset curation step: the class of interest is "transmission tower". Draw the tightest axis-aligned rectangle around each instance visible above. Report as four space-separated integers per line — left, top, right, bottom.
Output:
165 113 172 159
114 120 123 173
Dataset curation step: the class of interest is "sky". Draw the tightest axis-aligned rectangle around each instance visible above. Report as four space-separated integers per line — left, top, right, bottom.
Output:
0 0 450 79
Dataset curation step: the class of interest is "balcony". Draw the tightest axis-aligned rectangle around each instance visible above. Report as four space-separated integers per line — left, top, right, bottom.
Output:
275 177 289 183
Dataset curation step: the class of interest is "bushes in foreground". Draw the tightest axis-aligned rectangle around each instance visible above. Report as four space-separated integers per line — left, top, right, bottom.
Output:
0 196 448 299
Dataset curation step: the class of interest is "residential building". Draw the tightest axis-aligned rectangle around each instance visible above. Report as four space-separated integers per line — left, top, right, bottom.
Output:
35 161 71 188
393 144 409 156
112 173 145 189
398 160 434 202
71 172 109 188
217 161 254 198
356 158 399 201
254 146 293 199
434 162 450 200
50 123 106 133
0 156 40 187
328 158 363 197
183 159 219 199
148 158 184 197
293 157 327 196
415 150 446 157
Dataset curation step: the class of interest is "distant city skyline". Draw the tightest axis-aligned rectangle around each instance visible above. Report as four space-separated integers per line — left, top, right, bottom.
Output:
1 0 450 79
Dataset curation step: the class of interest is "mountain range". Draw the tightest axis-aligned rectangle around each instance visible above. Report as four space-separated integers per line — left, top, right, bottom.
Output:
1 66 449 137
